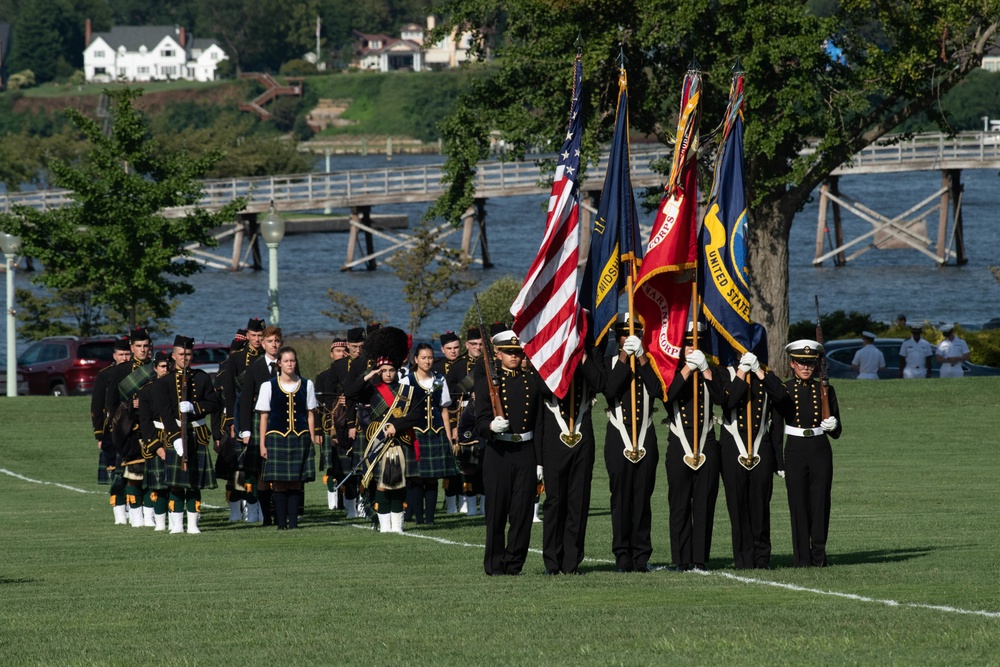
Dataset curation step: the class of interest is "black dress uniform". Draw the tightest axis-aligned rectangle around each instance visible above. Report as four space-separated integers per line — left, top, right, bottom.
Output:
474 330 543 576
315 354 349 507
447 349 484 512
433 333 463 512
773 340 843 567
537 350 605 574
718 366 785 569
653 362 724 571
148 338 221 534
238 352 282 524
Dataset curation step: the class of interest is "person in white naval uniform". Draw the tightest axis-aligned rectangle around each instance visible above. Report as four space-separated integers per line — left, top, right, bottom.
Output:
898 325 933 379
850 332 885 379
935 324 970 379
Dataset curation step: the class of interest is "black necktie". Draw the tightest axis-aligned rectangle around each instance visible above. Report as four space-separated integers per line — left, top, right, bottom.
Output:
269 361 277 377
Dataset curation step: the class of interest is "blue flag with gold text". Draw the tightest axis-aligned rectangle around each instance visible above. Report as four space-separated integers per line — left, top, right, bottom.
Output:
699 72 764 365
581 68 643 349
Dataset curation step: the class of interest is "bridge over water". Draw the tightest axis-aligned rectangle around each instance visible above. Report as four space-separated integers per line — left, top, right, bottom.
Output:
2 132 995 269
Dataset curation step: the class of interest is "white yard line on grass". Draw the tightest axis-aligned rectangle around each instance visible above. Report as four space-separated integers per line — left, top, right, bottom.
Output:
0 467 223 509
7 467 997 620
347 522 1000 620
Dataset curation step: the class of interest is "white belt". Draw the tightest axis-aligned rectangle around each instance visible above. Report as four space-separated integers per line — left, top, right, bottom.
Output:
495 430 534 443
176 418 207 428
153 420 165 430
785 425 823 438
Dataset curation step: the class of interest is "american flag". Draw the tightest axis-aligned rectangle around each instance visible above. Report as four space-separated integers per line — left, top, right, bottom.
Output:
510 54 587 399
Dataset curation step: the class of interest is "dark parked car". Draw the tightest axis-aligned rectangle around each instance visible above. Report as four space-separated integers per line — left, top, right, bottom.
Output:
18 336 118 396
0 370 29 396
824 338 1000 379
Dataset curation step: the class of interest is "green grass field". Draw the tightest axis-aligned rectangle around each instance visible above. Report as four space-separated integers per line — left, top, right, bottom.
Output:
2 378 999 665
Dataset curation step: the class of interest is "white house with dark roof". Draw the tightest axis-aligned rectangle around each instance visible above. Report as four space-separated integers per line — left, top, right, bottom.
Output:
351 17 477 72
83 21 227 83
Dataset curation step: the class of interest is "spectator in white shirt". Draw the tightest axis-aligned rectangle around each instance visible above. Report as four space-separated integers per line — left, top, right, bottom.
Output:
851 331 885 379
935 324 970 379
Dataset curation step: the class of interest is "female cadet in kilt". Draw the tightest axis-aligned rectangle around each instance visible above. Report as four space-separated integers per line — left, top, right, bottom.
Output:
257 346 322 530
400 343 458 525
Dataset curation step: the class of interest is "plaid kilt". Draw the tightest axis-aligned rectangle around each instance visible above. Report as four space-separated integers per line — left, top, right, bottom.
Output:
97 446 118 485
262 433 315 482
144 454 168 490
415 429 458 479
164 445 218 490
241 412 265 476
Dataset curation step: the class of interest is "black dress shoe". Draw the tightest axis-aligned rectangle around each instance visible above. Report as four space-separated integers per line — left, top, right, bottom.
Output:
544 569 560 576
615 567 631 573
691 564 707 571
635 563 657 573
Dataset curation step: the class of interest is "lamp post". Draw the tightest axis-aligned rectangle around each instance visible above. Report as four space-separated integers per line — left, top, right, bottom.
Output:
259 201 286 326
1 232 21 397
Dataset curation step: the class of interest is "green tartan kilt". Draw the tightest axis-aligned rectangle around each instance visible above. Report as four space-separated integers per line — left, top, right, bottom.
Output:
415 429 459 479
97 446 118 485
164 446 218 489
262 433 315 482
241 413 264 476
144 454 168 490
319 434 336 471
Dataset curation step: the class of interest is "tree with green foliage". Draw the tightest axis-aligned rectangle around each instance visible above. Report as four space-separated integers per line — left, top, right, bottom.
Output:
322 290 384 328
8 1 63 83
430 0 1000 366
388 221 477 333
0 87 245 329
460 275 522 336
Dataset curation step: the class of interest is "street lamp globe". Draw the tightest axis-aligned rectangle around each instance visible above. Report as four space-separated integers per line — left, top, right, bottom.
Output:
0 232 21 256
260 201 286 247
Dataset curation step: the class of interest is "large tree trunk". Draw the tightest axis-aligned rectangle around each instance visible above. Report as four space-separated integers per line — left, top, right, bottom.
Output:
749 197 795 376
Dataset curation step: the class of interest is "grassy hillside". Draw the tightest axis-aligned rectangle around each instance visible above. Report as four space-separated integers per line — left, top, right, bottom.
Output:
2 377 999 664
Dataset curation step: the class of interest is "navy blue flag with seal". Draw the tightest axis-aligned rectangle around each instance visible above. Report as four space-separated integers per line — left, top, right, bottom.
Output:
580 67 643 349
699 71 767 366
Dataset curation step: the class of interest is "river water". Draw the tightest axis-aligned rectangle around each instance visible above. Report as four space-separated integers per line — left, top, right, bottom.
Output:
3 155 999 364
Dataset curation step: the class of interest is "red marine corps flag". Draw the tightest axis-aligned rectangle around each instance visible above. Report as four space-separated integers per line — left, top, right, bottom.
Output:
511 52 587 399
633 62 703 392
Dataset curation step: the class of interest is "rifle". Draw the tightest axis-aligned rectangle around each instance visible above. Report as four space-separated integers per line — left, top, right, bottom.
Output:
814 295 832 420
179 365 197 486
474 293 505 419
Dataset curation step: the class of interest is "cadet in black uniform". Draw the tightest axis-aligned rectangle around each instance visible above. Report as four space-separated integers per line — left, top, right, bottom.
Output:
447 327 486 515
238 325 285 525
434 331 463 514
91 336 132 525
474 325 543 575
717 349 785 569
773 339 842 567
337 326 367 518
604 315 659 573
214 329 248 522
104 327 155 528
148 335 221 534
654 329 724 572
315 337 349 511
223 318 265 519
537 347 605 575
138 351 172 531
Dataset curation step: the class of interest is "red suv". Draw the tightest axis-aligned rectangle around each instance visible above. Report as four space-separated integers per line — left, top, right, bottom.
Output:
18 336 118 396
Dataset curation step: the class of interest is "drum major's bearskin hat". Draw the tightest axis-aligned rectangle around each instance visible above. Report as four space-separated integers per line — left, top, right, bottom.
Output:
362 326 409 370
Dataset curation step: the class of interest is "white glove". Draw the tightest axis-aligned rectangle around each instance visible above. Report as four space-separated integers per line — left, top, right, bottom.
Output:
173 438 185 458
490 417 510 434
686 349 708 372
741 352 760 373
536 465 544 482
179 401 195 414
738 360 752 373
777 470 785 479
821 416 838 432
622 335 644 356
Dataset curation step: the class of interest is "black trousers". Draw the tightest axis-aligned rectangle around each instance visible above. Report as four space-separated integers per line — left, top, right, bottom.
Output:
719 436 775 569
783 435 833 567
541 435 595 574
604 427 658 572
481 440 536 575
665 435 720 569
